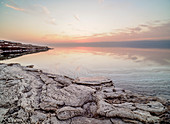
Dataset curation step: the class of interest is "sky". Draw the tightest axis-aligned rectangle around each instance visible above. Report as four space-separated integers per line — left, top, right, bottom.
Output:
0 0 170 44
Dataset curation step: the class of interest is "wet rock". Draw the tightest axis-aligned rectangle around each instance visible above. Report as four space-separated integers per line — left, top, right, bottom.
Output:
26 65 34 68
23 67 41 72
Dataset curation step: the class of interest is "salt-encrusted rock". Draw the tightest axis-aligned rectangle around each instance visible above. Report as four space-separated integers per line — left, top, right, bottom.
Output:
71 117 112 124
97 100 135 119
30 111 47 123
40 99 60 111
83 102 97 117
135 101 166 115
96 100 160 123
17 108 30 121
54 75 73 87
56 106 84 120
75 77 113 89
112 102 136 110
133 110 160 123
111 118 129 124
0 108 8 122
0 63 169 124
44 115 71 124
47 84 96 107
40 73 55 84
121 119 143 124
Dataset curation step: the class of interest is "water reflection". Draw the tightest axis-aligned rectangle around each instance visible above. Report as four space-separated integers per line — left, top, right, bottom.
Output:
69 47 170 65
2 47 170 99
0 52 24 60
2 47 170 75
0 50 49 60
2 47 170 65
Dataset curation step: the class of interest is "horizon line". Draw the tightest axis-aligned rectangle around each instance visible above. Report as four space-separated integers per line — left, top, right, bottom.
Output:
46 40 170 49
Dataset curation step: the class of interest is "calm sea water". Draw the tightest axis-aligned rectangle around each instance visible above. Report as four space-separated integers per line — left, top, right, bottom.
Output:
1 47 170 99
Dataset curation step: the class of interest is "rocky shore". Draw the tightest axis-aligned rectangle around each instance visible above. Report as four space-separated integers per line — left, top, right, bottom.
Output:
0 40 50 60
0 63 169 124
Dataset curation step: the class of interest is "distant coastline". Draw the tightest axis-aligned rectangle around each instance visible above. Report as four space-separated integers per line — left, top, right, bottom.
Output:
0 40 50 60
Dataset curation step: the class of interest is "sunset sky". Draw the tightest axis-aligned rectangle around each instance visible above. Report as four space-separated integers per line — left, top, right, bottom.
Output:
0 0 170 44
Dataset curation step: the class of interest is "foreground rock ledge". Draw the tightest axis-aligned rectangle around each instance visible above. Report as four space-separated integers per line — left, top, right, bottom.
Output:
0 63 169 124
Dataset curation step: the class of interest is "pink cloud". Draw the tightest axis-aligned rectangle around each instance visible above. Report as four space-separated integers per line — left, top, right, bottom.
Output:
42 20 170 43
5 4 25 11
5 1 56 25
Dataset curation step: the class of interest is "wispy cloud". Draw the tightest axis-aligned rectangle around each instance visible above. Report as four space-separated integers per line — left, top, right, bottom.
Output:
105 21 170 41
140 24 149 28
34 4 56 25
46 18 56 25
42 32 108 42
98 0 104 4
41 6 50 15
34 5 50 15
4 1 56 25
73 14 80 22
5 4 25 11
42 34 75 41
42 20 170 42
127 27 142 33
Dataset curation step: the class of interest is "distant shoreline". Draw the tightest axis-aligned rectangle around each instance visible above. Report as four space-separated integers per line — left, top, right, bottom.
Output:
0 40 51 60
